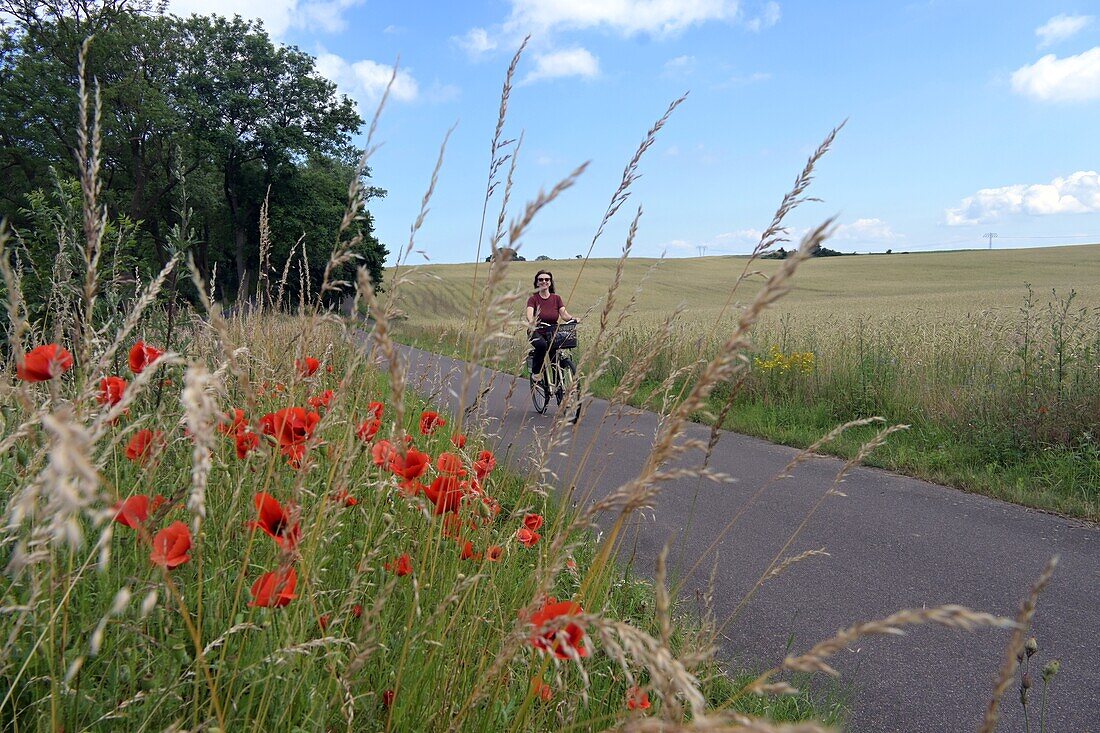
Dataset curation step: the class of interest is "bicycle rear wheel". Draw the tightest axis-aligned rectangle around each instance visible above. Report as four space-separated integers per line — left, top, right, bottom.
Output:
530 372 549 414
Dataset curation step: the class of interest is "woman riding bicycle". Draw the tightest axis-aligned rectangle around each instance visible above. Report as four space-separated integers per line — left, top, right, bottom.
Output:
525 270 578 376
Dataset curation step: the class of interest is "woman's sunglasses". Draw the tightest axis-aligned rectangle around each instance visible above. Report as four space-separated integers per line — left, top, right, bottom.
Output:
536 277 552 282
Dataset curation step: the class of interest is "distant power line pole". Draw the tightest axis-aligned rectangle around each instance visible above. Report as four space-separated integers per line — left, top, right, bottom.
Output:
697 245 707 257
984 232 998 250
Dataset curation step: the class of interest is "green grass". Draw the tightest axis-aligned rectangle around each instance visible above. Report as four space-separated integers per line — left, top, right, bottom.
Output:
393 301 1100 521
0 313 841 731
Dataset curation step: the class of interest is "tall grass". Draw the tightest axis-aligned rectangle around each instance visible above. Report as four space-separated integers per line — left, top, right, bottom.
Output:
0 36 1055 733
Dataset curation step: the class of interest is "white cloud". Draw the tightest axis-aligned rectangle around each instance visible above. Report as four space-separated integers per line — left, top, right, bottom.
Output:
504 0 742 37
315 53 420 104
662 54 696 77
521 47 600 84
945 171 1100 225
1011 47 1100 102
833 218 901 241
168 0 362 37
744 1 780 32
1036 14 1093 49
454 27 498 58
716 70 771 87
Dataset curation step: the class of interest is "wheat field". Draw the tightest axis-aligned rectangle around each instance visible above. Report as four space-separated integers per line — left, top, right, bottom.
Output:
394 244 1100 333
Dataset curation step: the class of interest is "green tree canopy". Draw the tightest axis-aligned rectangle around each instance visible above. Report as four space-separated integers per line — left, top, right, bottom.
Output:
0 0 387 311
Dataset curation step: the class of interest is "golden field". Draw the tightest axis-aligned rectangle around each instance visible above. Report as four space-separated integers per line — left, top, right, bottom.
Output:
392 243 1100 333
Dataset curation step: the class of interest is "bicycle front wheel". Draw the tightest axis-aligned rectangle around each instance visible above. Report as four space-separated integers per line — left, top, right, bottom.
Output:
556 356 577 406
531 372 549 414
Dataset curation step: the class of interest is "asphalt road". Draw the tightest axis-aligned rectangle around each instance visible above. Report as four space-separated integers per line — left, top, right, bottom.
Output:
388 341 1098 733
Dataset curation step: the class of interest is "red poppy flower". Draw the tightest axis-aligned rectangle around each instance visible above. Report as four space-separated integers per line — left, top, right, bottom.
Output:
149 521 192 568
330 489 358 507
388 448 430 482
382 689 395 708
113 495 149 528
517 527 540 548
450 432 467 448
435 452 465 476
530 677 554 702
398 479 425 497
366 401 384 420
529 599 588 659
486 545 503 562
125 429 164 463
318 614 330 631
296 357 320 377
473 450 496 479
98 376 128 406
307 390 335 410
626 685 651 711
352 604 363 618
357 417 381 443
418 410 446 435
439 512 465 539
523 513 544 532
128 340 163 374
259 407 320 464
460 540 481 561
17 344 74 382
371 439 396 466
249 567 298 607
426 474 465 515
235 430 259 459
384 553 412 576
217 408 248 436
249 492 301 550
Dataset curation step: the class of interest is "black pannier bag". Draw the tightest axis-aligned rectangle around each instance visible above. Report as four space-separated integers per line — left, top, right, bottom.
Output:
550 321 578 350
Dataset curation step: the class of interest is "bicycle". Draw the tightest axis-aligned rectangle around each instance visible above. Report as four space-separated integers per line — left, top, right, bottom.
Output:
527 319 579 417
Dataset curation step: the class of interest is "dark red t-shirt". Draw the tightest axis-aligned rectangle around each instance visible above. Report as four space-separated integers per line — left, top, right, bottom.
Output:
527 293 564 326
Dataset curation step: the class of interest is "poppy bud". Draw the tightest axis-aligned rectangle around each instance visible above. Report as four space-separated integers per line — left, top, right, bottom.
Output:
1042 659 1060 682
1025 637 1038 657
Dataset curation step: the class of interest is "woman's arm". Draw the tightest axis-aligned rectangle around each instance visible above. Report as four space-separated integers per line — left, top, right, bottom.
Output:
526 305 537 330
558 304 577 322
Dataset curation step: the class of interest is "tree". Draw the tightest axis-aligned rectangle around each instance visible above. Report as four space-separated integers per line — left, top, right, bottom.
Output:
535 255 550 261
176 13 364 296
0 2 387 309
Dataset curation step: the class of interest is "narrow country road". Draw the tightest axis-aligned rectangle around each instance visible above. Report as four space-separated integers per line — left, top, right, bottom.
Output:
388 341 1098 733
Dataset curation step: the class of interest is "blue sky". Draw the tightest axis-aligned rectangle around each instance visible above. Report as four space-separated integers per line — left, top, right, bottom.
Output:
171 1 1100 263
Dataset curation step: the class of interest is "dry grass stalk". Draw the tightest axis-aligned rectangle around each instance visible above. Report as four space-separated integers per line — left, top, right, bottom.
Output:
75 37 107 371
12 406 99 548
275 234 304 311
469 35 529 283
782 604 1019 677
761 548 829 583
181 365 219 532
317 61 394 304
622 718 835 733
697 122 845 467
0 223 31 368
978 555 1059 733
722 421 908 631
258 186 272 308
564 93 688 304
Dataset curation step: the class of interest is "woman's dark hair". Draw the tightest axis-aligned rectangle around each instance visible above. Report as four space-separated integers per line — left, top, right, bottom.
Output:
533 270 555 294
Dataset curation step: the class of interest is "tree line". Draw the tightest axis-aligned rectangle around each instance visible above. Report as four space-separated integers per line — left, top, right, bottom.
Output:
0 0 388 323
